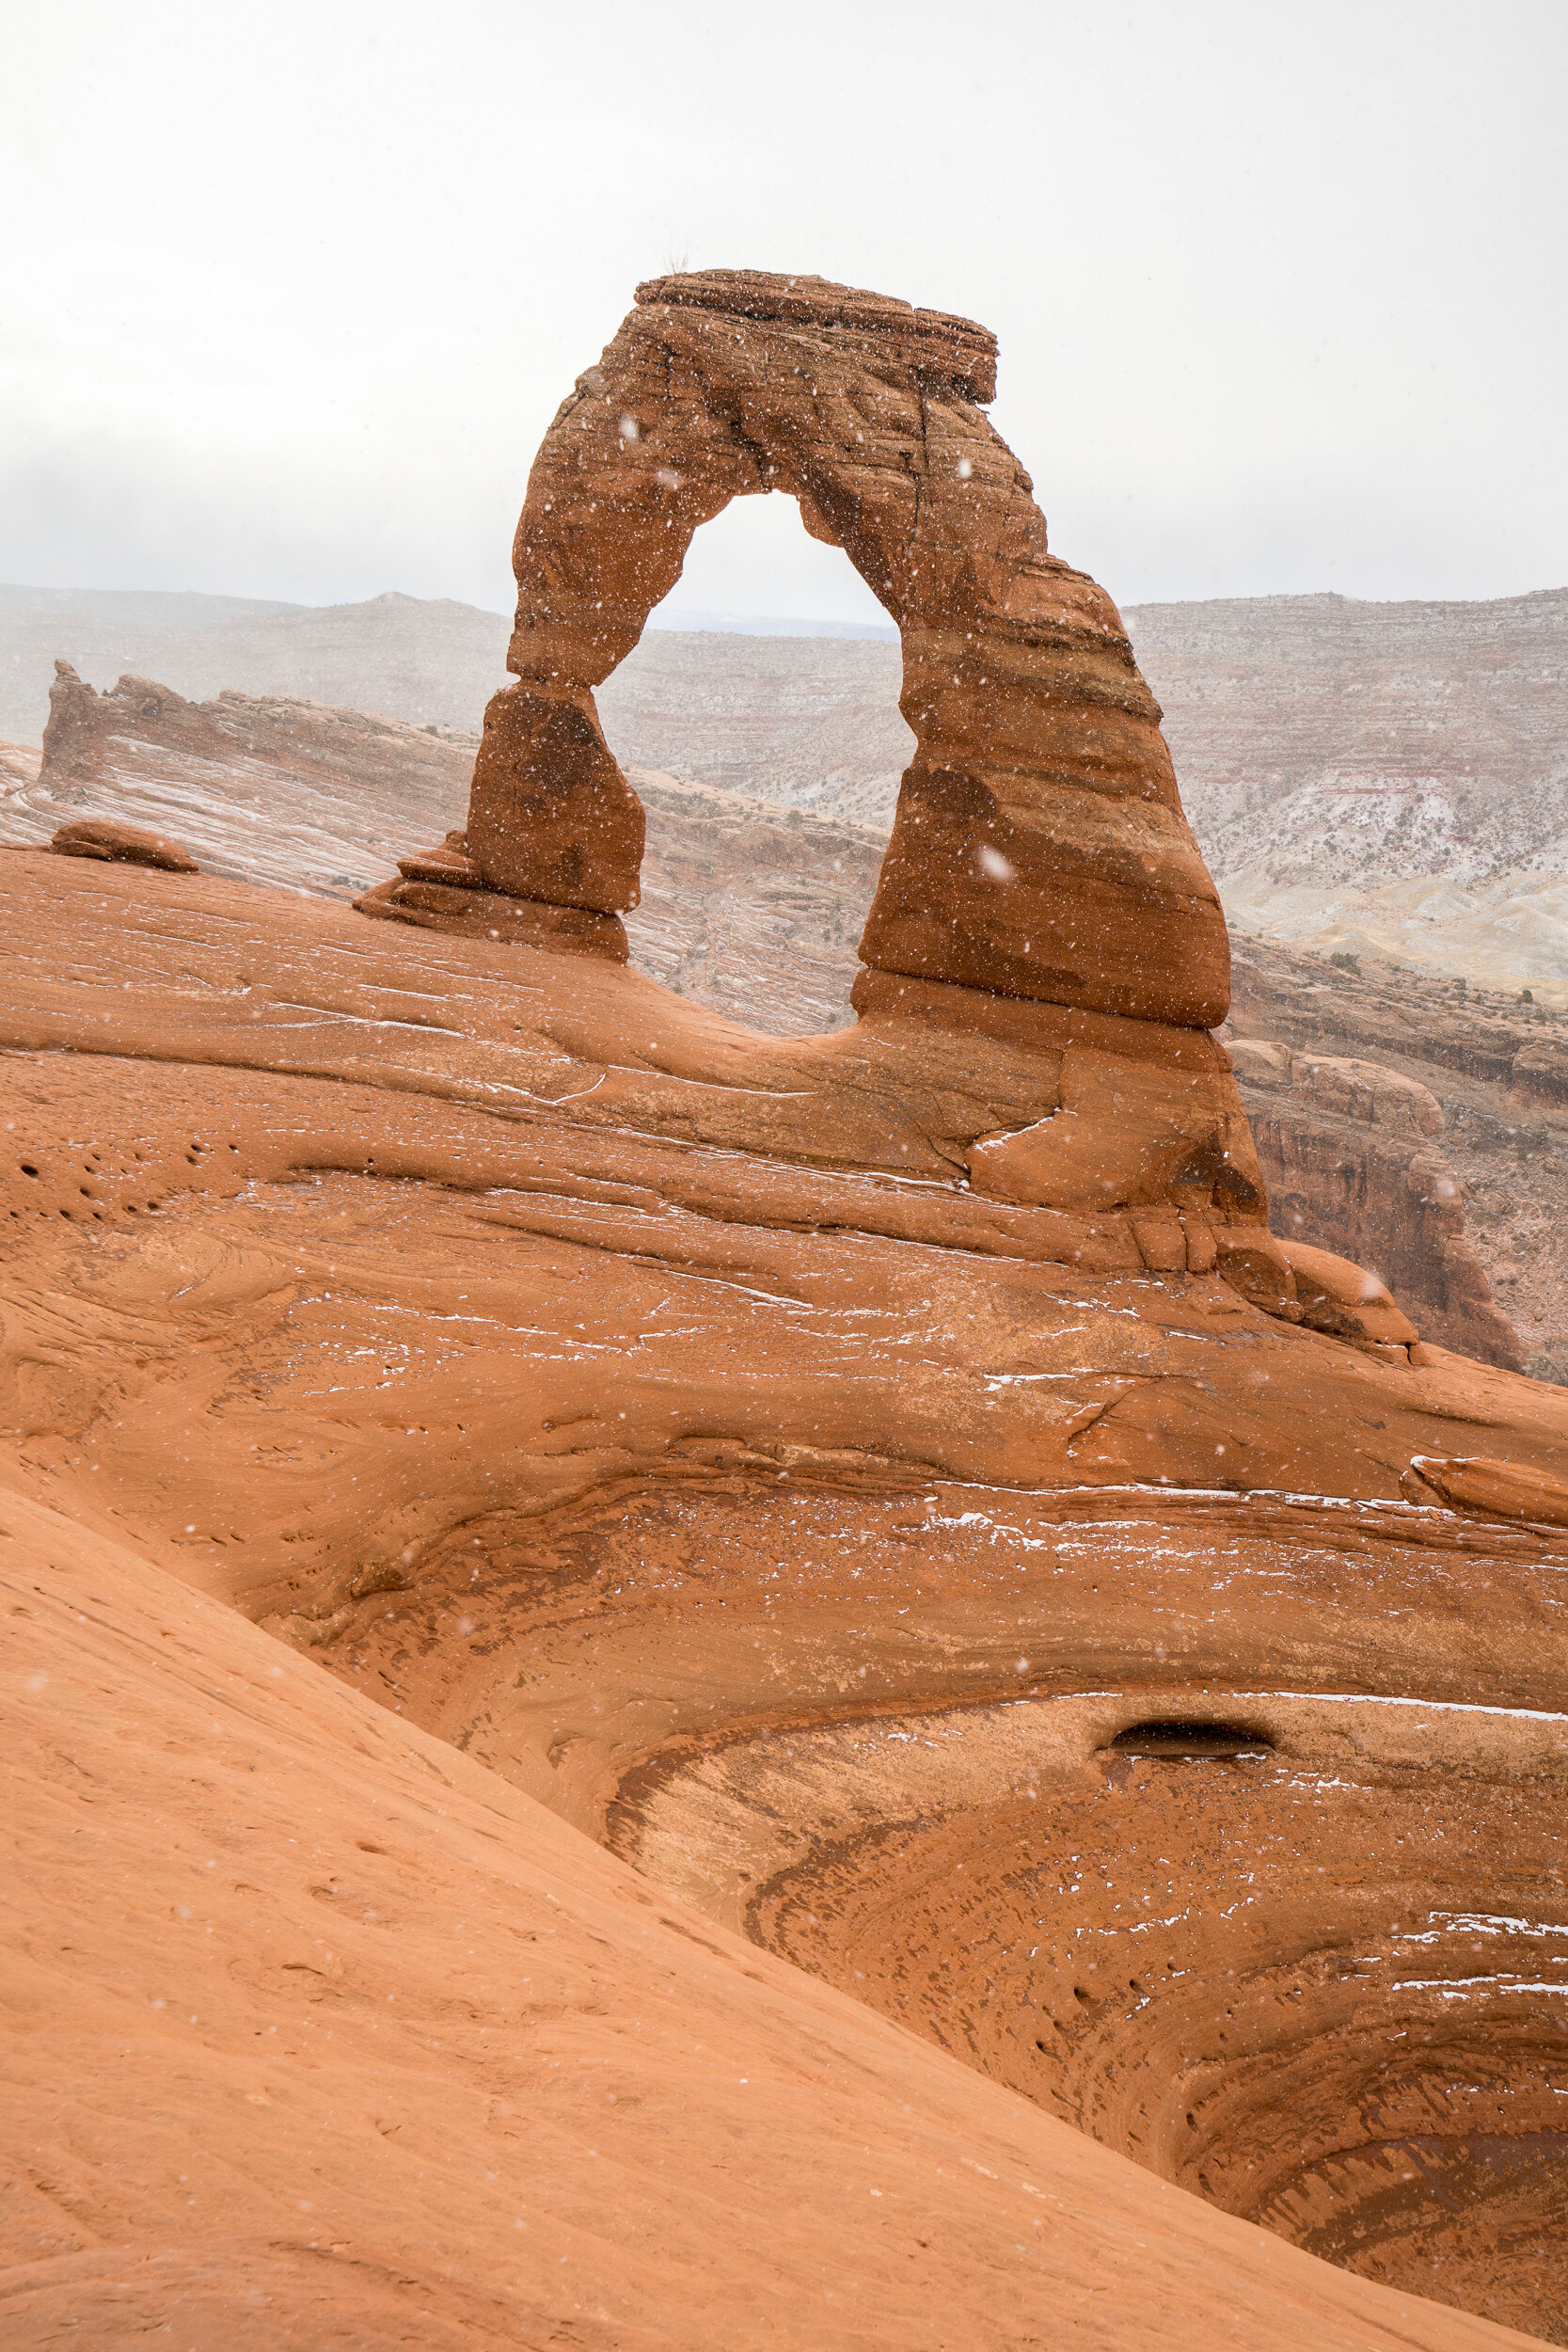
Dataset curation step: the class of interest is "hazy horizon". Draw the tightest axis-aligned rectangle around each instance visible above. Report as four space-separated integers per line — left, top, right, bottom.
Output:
4 2 1564 626
12 574 1568 640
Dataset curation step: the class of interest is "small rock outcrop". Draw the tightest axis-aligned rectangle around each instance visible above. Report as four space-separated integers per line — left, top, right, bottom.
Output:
1402 1451 1568 1525
355 827 630 959
370 269 1229 1027
49 816 200 872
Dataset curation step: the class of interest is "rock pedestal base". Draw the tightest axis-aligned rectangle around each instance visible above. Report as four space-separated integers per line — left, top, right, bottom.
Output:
353 832 628 961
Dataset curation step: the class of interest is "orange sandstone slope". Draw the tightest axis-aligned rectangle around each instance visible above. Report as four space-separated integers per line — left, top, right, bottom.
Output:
1 1483 1527 2352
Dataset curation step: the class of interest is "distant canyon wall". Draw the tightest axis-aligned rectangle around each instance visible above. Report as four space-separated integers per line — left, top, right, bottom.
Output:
1227 1041 1520 1369
1129 587 1568 887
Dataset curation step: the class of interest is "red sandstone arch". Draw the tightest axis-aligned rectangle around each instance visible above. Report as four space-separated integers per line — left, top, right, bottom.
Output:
372 270 1230 1031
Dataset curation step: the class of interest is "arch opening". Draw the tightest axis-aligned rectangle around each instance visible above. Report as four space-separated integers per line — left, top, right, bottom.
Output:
598 494 911 1034
641 488 896 642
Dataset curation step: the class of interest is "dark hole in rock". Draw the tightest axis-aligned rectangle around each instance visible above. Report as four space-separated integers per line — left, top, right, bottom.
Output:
1108 1720 1273 1758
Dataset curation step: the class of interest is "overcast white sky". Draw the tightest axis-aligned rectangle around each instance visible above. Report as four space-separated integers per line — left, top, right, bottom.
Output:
2 0 1564 623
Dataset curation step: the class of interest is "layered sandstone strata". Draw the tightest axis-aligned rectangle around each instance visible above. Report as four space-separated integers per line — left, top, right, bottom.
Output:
372 269 1228 1028
14 652 1551 1351
12 275 1568 2351
1223 938 1568 1371
24 660 472 897
1228 1037 1521 1368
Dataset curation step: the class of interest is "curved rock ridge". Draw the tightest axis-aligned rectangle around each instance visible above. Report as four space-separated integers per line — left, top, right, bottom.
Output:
6 1483 1533 2352
367 269 1229 1028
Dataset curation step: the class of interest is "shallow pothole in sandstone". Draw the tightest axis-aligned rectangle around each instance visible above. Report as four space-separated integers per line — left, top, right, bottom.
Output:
1105 1717 1274 1758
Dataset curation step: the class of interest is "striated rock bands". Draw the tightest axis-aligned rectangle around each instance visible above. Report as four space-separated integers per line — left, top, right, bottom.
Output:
1143 589 1568 893
21 659 473 897
14 273 1568 2352
18 644 1568 1366
1227 1035 1519 1368
1223 937 1568 1372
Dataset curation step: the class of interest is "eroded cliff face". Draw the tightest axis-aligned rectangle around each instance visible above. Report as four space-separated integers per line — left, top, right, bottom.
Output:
1228 1037 1521 1369
1227 936 1568 1376
1139 589 1568 892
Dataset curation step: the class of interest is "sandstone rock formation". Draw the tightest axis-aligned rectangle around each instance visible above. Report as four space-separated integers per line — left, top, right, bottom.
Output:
9 651 1561 1357
0 664 891 1030
1223 937 1568 1370
1402 1451 1568 1523
49 815 200 870
8 1481 1536 2352
16 660 474 897
10 573 1565 1000
7 821 1568 2343
371 270 1229 1028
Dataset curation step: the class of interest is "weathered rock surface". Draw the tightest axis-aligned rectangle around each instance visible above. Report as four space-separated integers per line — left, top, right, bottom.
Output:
0 665 890 1028
8 576 1566 994
11 653 1567 1366
49 815 200 870
384 269 1228 1028
5 283 1568 2341
1402 1451 1568 1524
12 660 475 896
6 848 1568 2344
7 1485 1536 2352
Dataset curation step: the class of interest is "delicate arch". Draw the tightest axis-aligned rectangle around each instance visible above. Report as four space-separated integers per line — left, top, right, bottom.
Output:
381 271 1229 1029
